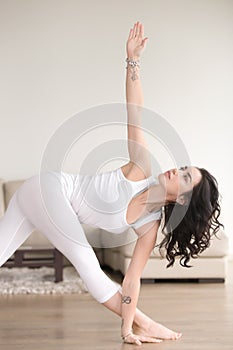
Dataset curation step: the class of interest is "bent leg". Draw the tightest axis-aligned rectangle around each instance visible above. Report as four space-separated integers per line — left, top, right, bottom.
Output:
0 192 35 266
16 172 120 303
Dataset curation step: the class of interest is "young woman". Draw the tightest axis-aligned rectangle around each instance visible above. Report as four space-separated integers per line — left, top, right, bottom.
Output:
0 22 222 345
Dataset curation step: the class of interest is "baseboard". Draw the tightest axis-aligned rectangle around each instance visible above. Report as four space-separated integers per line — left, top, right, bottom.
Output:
141 278 225 284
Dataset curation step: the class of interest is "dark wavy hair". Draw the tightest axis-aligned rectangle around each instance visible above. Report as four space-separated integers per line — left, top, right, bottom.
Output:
157 167 224 268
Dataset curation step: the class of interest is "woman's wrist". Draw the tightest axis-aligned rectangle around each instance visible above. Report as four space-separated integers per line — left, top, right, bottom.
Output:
121 329 133 340
126 54 140 60
126 57 140 63
121 322 133 338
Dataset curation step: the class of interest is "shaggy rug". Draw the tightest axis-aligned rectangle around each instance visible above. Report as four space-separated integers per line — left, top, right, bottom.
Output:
0 266 89 295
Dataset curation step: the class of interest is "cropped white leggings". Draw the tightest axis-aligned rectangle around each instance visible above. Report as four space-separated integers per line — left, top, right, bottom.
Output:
0 171 120 303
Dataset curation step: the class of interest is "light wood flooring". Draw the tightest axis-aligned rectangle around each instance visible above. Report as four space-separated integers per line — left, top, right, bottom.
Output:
0 265 233 350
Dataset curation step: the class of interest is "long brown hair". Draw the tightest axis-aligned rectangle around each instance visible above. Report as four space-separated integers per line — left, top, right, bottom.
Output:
157 168 224 268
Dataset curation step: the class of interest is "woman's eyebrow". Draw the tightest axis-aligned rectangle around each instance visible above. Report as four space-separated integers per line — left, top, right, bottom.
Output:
179 166 188 171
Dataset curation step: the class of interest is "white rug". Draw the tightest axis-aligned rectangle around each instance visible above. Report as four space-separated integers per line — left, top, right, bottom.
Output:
0 266 89 295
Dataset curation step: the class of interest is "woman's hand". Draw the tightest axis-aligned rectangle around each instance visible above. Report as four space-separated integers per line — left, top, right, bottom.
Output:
122 331 162 346
126 21 148 60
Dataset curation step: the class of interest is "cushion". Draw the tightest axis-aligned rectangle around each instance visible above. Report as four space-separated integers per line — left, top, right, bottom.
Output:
4 179 25 208
111 228 229 259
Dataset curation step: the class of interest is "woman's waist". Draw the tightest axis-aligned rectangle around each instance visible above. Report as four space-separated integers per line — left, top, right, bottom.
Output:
72 196 130 230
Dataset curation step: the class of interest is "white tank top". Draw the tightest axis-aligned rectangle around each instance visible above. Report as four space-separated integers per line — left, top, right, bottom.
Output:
70 167 162 234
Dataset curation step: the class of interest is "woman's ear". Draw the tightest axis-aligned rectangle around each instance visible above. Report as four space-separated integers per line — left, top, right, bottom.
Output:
176 194 188 206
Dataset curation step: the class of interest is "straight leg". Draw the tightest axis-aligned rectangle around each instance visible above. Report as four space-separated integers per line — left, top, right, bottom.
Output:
0 192 35 266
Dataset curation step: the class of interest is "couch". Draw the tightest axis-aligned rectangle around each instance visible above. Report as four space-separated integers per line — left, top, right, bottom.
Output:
0 177 229 282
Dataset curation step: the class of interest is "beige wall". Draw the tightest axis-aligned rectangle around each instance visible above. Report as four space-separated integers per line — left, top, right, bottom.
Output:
0 0 232 251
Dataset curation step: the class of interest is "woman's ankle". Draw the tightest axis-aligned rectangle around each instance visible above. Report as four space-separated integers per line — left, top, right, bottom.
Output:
133 309 150 330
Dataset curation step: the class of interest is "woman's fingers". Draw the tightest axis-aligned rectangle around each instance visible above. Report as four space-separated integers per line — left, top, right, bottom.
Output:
132 22 137 38
134 338 142 346
124 333 162 345
141 37 149 48
140 23 144 38
128 28 133 40
139 336 163 343
124 333 141 345
135 22 140 37
129 21 145 41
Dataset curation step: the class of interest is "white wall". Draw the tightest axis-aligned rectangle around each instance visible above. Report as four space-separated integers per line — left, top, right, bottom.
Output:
0 0 232 251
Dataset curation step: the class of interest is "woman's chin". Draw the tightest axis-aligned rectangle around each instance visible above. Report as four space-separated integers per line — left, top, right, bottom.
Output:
158 173 166 185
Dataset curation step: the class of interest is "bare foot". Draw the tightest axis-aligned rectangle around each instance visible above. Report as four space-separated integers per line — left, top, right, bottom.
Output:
133 320 182 340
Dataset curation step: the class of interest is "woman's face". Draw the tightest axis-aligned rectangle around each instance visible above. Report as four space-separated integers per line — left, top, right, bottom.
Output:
158 166 202 203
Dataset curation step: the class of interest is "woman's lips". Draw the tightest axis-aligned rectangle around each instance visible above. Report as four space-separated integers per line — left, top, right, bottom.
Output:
165 171 171 179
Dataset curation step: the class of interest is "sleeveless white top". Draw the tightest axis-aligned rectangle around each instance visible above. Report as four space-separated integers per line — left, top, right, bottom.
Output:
70 167 162 234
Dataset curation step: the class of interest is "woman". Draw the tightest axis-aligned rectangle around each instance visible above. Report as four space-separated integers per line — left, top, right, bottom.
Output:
0 22 223 345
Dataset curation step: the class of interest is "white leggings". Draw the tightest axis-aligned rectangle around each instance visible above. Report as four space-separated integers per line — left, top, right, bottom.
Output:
0 172 120 303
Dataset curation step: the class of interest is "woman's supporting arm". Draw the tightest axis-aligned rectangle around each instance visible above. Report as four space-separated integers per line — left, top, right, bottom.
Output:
120 220 160 345
121 277 141 340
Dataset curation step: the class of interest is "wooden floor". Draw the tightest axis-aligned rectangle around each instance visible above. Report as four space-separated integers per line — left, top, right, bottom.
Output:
0 268 233 349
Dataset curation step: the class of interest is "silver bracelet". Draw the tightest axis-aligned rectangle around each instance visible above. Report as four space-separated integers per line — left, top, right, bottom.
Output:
126 58 140 81
126 57 140 69
121 330 133 341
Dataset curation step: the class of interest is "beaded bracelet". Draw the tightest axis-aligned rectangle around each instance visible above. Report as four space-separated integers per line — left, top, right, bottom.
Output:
121 330 133 341
125 57 140 69
126 58 140 81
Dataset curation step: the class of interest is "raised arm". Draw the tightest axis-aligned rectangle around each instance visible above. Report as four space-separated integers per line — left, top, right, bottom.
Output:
126 22 151 178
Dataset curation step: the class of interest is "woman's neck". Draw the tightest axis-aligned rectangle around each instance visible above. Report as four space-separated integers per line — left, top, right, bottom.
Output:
140 183 172 212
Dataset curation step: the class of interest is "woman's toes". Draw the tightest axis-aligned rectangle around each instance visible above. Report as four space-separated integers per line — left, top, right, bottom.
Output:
176 332 182 339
